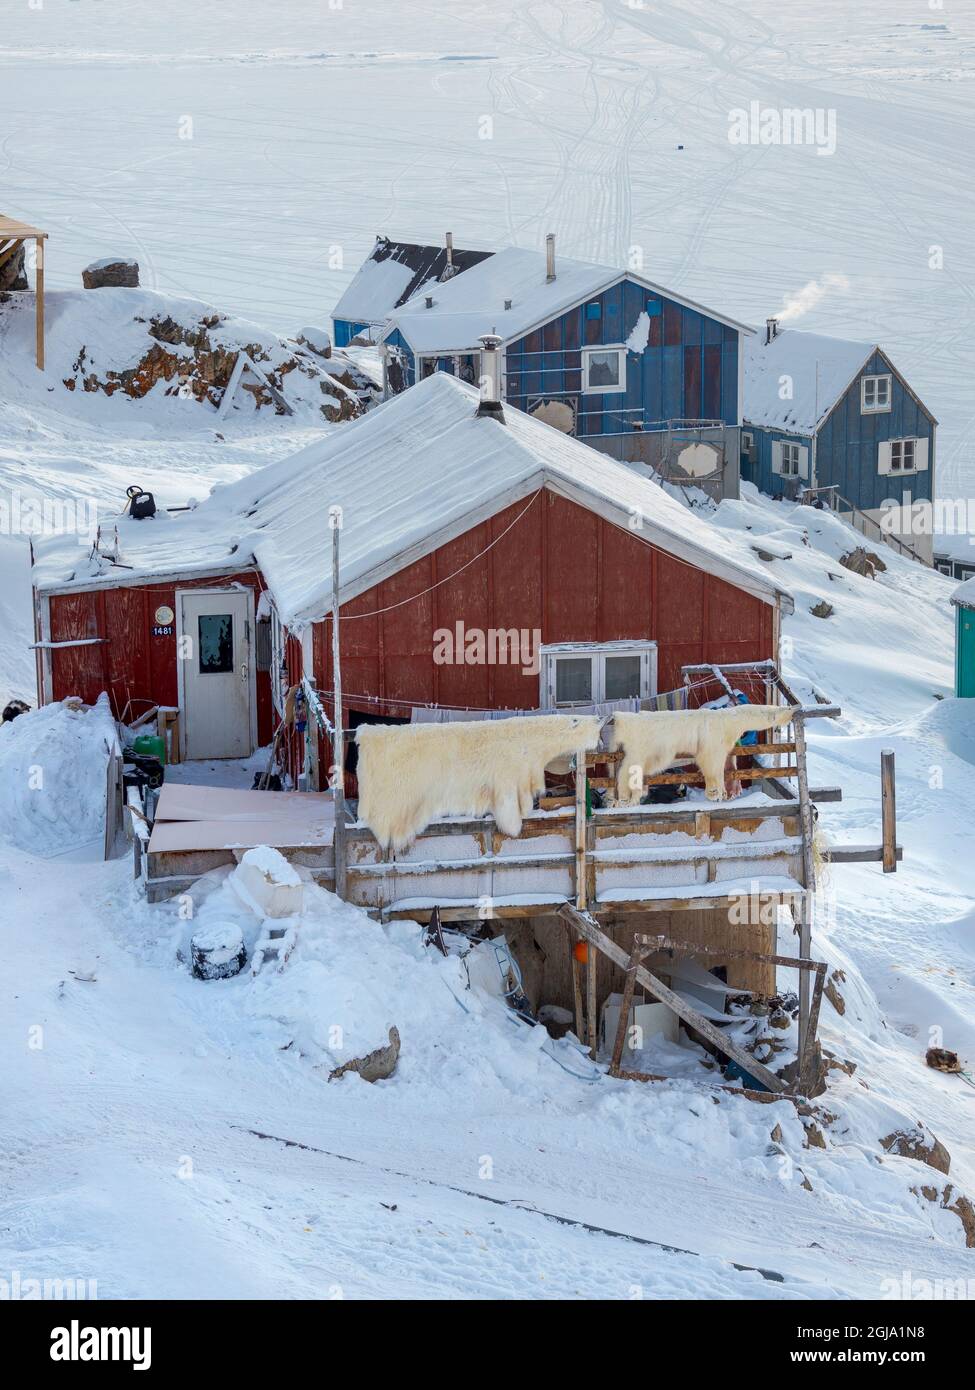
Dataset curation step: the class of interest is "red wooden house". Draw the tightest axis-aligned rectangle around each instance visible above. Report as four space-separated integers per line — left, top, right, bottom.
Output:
31 371 793 785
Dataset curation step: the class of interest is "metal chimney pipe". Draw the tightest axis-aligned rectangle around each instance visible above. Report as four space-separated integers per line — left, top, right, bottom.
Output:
476 332 505 421
545 233 556 283
445 231 454 270
766 316 779 344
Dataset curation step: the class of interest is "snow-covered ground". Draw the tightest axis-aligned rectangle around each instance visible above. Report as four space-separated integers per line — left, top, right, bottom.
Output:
2 0 975 1302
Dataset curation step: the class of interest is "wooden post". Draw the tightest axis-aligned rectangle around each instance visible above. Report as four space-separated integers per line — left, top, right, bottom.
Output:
574 751 587 910
34 235 44 372
792 714 815 1061
881 749 897 874
330 517 347 900
609 950 642 1077
586 940 597 1059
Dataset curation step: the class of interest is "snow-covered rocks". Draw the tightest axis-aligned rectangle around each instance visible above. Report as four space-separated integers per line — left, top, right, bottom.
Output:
191 923 246 980
82 258 139 289
231 845 303 919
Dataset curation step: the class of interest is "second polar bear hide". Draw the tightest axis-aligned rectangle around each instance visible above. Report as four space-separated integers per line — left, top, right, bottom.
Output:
611 705 796 803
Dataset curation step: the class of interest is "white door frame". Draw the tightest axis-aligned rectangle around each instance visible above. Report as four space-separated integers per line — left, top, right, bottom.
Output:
176 585 258 758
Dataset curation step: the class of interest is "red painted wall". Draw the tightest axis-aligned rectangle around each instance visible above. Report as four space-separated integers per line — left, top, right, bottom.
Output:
308 490 776 782
44 570 273 745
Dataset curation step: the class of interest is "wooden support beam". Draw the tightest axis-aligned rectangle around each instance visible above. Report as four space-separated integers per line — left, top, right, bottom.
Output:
881 749 897 874
557 903 789 1094
609 950 643 1078
34 235 44 371
824 844 903 864
791 715 816 1060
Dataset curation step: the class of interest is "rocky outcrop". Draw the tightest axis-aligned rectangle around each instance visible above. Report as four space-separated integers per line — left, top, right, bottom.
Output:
882 1125 951 1174
82 258 140 289
328 1026 401 1084
840 546 886 579
60 307 365 422
0 241 28 293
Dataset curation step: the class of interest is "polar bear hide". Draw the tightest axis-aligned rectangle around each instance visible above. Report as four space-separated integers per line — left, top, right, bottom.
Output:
356 713 603 851
611 706 796 803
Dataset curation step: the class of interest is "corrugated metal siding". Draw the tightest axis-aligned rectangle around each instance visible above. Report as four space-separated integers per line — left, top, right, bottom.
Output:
394 278 741 437
310 489 773 785
504 280 741 438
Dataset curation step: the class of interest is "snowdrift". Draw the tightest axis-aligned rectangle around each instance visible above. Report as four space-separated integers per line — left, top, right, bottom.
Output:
0 697 116 856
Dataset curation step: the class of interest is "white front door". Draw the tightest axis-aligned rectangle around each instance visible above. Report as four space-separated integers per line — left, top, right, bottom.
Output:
179 589 254 759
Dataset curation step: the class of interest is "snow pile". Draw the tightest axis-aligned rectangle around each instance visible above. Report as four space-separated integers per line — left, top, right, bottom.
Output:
0 697 116 856
743 328 874 433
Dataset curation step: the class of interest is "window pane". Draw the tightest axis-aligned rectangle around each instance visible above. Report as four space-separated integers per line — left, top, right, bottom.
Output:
198 613 233 674
587 351 620 388
604 655 642 700
555 657 593 704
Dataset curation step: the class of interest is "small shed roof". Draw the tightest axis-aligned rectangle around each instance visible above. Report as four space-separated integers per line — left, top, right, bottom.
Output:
951 576 975 609
33 374 793 622
742 328 878 434
333 235 493 326
384 246 753 356
0 214 47 240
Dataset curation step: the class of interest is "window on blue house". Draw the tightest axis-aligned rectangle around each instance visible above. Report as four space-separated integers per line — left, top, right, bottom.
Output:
582 346 625 393
585 302 602 320
861 374 892 413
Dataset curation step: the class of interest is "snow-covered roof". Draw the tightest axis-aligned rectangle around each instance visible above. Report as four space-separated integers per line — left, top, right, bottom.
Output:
743 328 877 434
33 374 792 622
333 236 493 327
384 246 753 356
951 576 975 608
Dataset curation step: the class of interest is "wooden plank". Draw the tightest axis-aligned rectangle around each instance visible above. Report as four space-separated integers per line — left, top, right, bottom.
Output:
586 943 597 1058
791 716 816 1060
881 749 897 874
800 958 827 1092
638 934 825 975
557 904 789 1093
644 765 799 785
609 950 642 1077
824 845 903 864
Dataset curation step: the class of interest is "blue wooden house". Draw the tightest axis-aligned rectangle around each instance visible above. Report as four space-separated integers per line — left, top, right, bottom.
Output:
379 239 753 499
742 323 937 562
332 234 493 348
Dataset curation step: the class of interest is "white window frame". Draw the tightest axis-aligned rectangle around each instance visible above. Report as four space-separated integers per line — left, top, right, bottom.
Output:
780 441 802 476
861 374 892 413
742 430 755 452
581 345 626 395
539 641 657 710
890 437 915 473
878 436 928 476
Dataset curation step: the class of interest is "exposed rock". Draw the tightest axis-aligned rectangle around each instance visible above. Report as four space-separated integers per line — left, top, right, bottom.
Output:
82 258 139 289
296 326 332 358
769 1008 792 1030
944 1187 975 1248
0 241 28 292
809 600 834 619
770 1122 783 1144
882 1126 951 1174
824 969 846 1015
803 1121 827 1149
328 1025 400 1084
840 545 887 579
